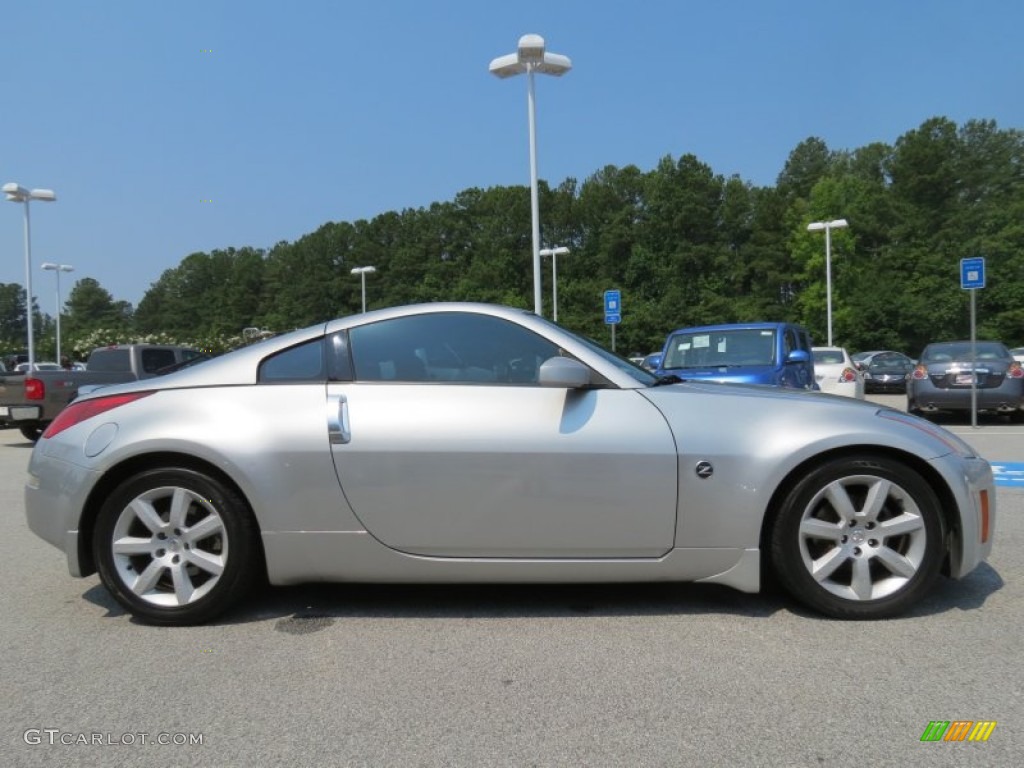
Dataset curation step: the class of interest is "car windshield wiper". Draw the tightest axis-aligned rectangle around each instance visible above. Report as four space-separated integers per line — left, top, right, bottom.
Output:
652 374 685 386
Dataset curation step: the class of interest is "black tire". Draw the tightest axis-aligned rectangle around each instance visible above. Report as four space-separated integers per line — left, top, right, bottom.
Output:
93 468 259 625
19 424 43 441
770 455 944 619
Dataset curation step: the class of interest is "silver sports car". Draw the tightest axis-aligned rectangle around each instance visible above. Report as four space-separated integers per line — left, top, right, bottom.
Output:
25 303 995 625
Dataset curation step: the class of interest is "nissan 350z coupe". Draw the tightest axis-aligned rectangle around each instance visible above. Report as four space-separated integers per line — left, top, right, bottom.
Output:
25 303 995 625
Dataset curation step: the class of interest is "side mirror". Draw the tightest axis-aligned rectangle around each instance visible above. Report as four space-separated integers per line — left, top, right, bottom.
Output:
538 357 591 389
786 349 810 364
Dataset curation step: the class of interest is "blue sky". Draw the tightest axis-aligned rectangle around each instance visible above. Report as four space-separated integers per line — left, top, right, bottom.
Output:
2 0 1022 315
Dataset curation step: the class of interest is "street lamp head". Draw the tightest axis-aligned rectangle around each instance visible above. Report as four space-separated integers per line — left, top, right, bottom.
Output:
2 183 56 203
42 263 74 272
517 34 546 63
807 218 849 232
350 266 376 275
488 52 526 78
539 246 570 257
490 35 572 78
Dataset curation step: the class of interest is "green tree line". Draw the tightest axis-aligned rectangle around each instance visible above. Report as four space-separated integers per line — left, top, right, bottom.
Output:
4 116 1022 361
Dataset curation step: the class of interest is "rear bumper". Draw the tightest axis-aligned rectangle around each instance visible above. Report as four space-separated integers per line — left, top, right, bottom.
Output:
25 447 100 578
0 403 42 423
909 381 1023 412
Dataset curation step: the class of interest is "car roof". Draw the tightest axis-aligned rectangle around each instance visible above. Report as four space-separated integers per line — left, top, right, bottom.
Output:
666 322 805 334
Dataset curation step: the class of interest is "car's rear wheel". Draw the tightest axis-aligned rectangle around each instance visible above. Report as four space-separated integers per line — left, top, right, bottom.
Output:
19 425 43 441
93 468 259 625
770 455 944 619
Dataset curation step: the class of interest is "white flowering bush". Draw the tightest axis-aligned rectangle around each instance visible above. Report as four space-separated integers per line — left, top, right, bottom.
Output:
65 329 249 360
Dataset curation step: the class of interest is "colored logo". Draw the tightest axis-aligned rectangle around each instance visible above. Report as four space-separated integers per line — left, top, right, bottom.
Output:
920 721 996 742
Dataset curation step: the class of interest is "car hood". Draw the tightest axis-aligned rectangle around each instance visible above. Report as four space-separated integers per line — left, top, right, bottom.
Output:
640 380 973 461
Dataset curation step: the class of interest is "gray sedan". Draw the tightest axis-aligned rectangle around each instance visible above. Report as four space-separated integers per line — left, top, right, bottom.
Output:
25 304 995 625
908 340 1024 420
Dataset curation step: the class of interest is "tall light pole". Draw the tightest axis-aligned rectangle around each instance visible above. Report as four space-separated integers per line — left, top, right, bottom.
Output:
539 245 570 322
3 183 57 370
490 34 571 317
41 262 74 363
351 266 376 313
807 218 849 347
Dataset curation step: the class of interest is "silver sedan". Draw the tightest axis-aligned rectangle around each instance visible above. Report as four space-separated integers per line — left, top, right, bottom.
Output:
25 303 995 625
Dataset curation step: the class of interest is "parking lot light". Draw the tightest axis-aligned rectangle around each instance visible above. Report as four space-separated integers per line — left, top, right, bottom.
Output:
4 183 58 371
351 266 376 313
41 262 74 364
490 34 572 318
539 245 570 321
807 218 849 346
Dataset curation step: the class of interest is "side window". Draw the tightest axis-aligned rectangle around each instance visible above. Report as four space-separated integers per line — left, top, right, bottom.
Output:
349 312 562 384
141 348 178 373
782 330 795 359
88 349 131 372
259 338 326 383
326 332 353 382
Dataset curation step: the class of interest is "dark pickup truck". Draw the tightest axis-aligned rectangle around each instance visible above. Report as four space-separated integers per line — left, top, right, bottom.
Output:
0 344 202 440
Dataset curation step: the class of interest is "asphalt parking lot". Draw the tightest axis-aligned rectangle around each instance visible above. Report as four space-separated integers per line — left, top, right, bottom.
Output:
1 399 1022 767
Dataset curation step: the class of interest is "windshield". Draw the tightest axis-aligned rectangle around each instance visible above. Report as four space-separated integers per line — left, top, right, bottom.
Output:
663 328 776 369
813 349 846 365
922 342 1009 362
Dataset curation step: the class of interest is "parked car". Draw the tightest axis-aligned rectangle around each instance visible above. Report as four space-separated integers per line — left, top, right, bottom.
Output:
0 344 202 440
851 350 882 366
812 347 864 398
1010 347 1024 364
656 322 816 389
25 303 994 625
907 340 1024 421
859 351 916 394
15 362 62 372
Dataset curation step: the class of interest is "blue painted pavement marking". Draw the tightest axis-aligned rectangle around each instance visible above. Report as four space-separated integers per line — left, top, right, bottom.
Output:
992 462 1024 488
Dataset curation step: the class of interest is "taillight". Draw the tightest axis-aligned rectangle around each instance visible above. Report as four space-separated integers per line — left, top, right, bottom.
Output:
42 391 155 439
911 365 928 380
840 367 857 383
1008 362 1024 379
25 377 44 400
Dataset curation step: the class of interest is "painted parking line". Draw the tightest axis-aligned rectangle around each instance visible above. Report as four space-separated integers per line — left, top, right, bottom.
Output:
992 462 1024 488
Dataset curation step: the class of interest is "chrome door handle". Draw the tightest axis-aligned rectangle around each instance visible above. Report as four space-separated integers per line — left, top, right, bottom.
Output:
327 394 351 444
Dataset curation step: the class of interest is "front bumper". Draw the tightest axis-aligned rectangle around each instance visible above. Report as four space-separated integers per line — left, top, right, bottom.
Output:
863 375 907 393
933 453 995 579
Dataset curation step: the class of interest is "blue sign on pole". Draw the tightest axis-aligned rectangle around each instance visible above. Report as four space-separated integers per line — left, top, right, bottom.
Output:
961 257 985 289
604 289 621 325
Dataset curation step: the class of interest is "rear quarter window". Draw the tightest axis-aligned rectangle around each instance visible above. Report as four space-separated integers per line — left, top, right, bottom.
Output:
86 349 131 372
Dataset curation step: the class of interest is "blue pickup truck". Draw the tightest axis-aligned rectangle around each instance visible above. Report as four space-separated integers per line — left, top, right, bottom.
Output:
655 321 817 389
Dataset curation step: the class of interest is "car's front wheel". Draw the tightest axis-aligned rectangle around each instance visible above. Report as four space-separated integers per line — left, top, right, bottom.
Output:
93 468 259 625
770 455 944 619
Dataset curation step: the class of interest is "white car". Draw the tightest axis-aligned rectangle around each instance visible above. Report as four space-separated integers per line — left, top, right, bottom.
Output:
15 361 62 372
1010 347 1024 364
813 347 865 399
